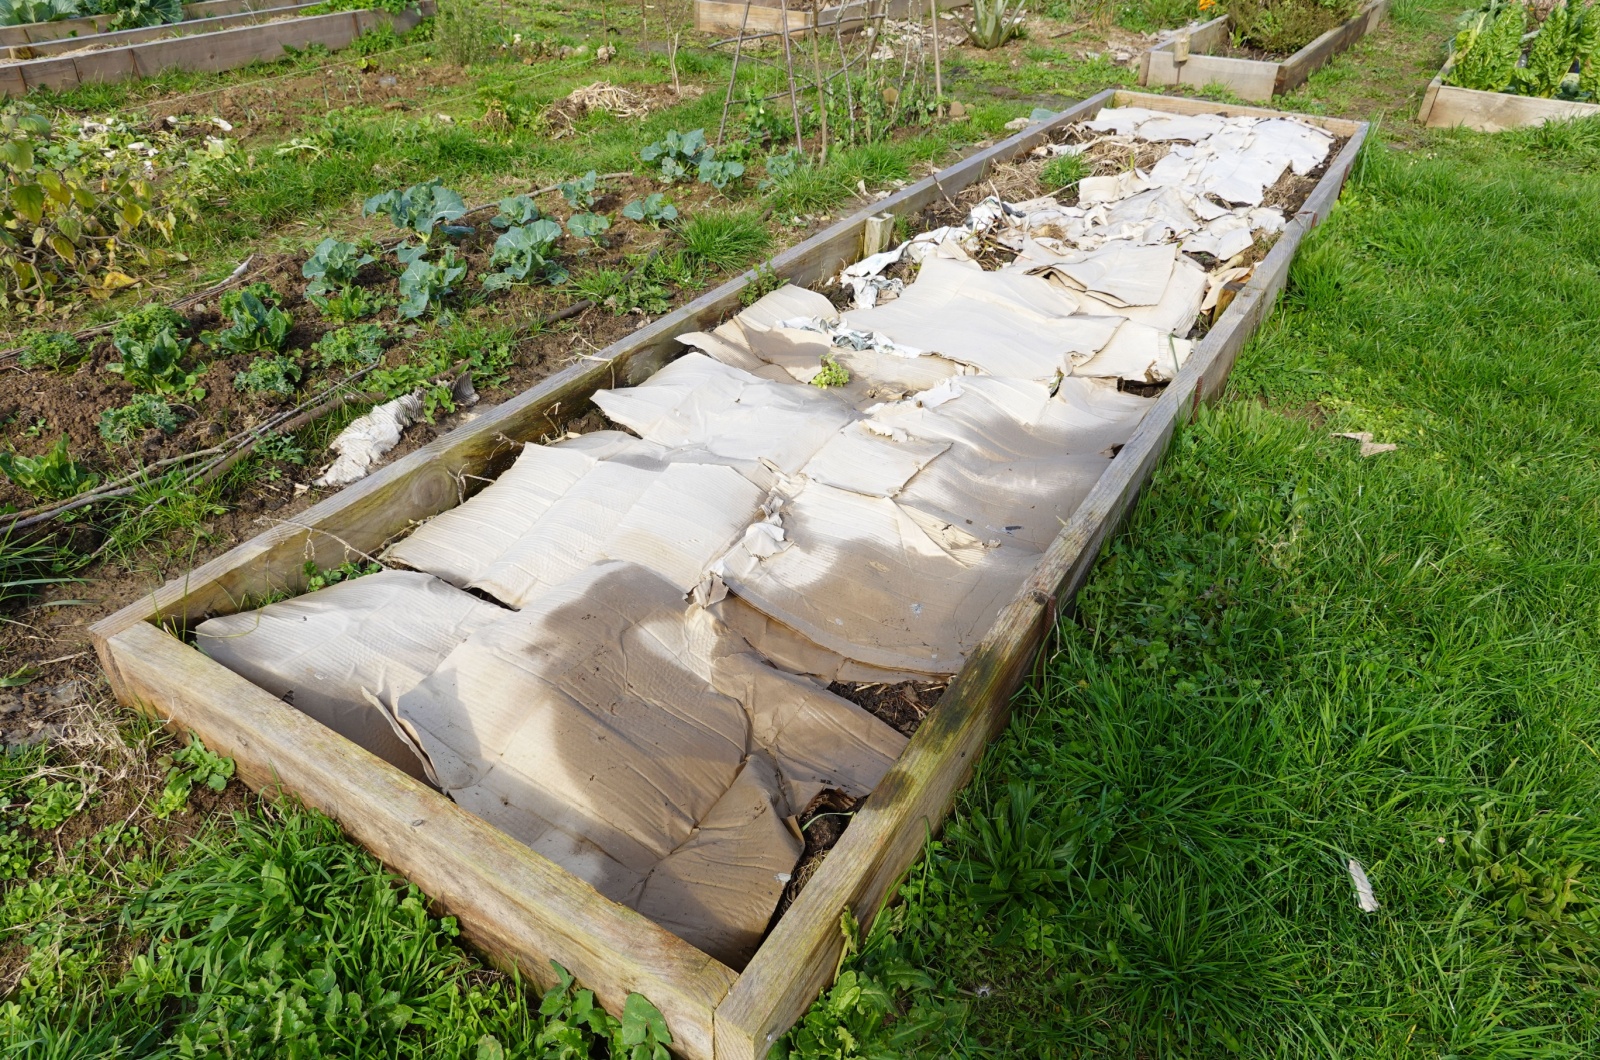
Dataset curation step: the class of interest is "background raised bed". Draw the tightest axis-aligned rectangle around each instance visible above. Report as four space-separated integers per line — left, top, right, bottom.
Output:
1139 0 1390 100
1419 58 1600 131
0 1 432 97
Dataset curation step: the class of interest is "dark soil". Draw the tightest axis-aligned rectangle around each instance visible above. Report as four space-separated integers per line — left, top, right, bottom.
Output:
768 787 862 927
828 680 946 738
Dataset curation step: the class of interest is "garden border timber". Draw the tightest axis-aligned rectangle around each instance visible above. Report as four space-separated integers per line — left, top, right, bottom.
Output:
693 0 967 38
1418 57 1600 131
0 0 279 48
3 3 325 62
0 1 431 98
90 90 1366 1060
1139 0 1389 101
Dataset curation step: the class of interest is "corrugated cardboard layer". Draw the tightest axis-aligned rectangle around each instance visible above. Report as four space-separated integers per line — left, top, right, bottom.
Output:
194 571 504 781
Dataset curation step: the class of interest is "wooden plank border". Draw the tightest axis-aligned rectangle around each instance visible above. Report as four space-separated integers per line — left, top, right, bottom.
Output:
1 0 276 48
5 3 323 62
1418 58 1600 131
1 1 431 97
90 91 1366 1060
692 0 967 38
1140 0 1389 101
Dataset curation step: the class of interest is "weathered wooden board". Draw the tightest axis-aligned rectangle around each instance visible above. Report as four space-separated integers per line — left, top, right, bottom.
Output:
4 3 321 62
1418 62 1600 131
694 0 965 38
1141 0 1389 101
1 1 431 97
92 90 1366 1060
0 0 268 48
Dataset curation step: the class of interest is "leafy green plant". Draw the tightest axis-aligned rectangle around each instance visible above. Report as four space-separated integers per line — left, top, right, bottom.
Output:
1448 0 1528 91
961 0 1027 48
16 329 83 372
641 128 710 183
1041 152 1089 192
313 323 387 369
204 290 293 355
811 353 850 388
302 236 376 296
0 436 98 499
398 246 468 318
152 735 235 819
482 219 565 291
622 193 678 225
362 178 470 241
1223 0 1358 53
99 0 182 29
697 154 746 191
559 169 600 209
759 148 803 192
0 0 86 27
24 777 86 830
740 261 783 306
309 284 385 323
566 211 611 241
743 91 791 145
304 558 380 591
0 830 36 881
98 393 179 444
1514 0 1599 98
533 962 674 1060
233 354 302 397
108 325 201 399
489 193 541 228
113 303 186 347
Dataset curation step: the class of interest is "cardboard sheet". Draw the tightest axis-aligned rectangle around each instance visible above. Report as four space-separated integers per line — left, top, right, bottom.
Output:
840 257 1094 381
714 479 1041 675
592 352 855 473
391 561 905 965
195 571 504 781
1072 319 1193 383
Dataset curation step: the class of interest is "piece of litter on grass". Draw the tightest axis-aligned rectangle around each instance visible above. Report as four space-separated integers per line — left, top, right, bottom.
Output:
1334 431 1398 458
1347 858 1380 912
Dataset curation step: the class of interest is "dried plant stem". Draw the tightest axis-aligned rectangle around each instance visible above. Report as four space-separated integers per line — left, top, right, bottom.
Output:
718 0 756 143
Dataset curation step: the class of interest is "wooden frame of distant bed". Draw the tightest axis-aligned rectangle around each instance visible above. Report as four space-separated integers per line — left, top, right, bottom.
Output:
0 1 431 98
89 90 1365 1060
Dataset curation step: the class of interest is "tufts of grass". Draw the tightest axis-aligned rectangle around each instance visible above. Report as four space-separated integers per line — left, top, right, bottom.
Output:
0 533 81 613
677 209 772 273
780 122 1600 1057
1039 152 1088 192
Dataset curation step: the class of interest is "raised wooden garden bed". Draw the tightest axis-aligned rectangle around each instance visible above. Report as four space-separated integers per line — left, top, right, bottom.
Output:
693 0 962 39
0 0 294 47
90 89 1365 1060
1139 0 1389 101
0 0 431 97
1418 58 1600 131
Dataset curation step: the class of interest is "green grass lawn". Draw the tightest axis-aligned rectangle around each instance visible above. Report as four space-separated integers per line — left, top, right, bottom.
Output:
780 120 1600 1059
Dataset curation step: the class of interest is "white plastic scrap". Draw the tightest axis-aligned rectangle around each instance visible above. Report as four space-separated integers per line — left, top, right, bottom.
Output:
1347 858 1381 912
315 392 425 488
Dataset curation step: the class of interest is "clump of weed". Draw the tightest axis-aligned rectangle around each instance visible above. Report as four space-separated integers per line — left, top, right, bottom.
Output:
678 210 772 273
1040 152 1088 192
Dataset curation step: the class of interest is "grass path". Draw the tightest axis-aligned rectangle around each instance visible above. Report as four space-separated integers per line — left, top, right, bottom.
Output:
782 109 1600 1060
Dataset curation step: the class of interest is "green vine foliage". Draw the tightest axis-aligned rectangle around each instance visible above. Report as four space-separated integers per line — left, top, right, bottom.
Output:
0 110 211 312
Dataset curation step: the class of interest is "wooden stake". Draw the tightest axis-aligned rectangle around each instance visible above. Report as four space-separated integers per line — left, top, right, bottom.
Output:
808 9 829 163
777 0 804 150
717 0 754 144
929 0 942 105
